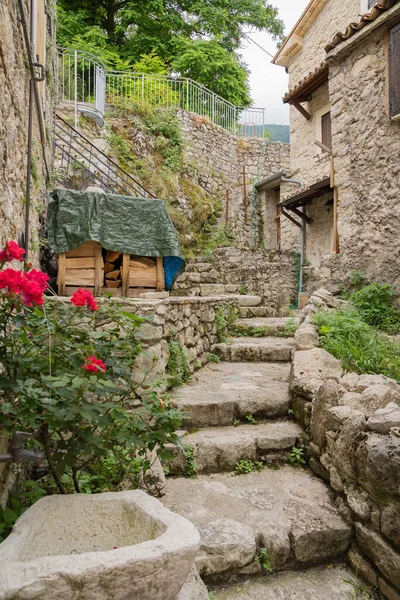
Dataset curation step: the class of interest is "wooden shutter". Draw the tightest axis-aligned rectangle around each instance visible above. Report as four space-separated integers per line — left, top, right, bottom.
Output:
389 24 400 118
321 111 332 149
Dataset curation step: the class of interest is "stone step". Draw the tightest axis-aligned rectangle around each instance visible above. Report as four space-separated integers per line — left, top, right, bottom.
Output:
215 337 294 363
186 263 213 273
210 566 360 599
174 362 291 428
199 284 227 296
188 256 209 264
239 306 275 318
166 421 302 475
185 271 220 284
162 468 352 582
235 316 300 336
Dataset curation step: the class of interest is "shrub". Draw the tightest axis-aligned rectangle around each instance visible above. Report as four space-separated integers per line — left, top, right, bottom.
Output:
313 309 400 382
0 241 182 495
350 282 400 333
215 304 237 342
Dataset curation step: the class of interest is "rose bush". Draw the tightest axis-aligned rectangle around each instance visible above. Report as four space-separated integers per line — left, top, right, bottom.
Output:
0 241 182 494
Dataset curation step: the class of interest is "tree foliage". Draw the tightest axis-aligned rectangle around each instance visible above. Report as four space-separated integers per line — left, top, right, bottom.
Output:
57 0 284 105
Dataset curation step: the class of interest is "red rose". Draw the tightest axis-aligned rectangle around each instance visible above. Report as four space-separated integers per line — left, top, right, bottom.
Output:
0 241 25 263
0 267 47 306
81 355 106 373
71 288 99 311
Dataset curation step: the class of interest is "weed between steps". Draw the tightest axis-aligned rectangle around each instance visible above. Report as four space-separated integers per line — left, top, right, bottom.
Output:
254 547 273 573
230 318 298 338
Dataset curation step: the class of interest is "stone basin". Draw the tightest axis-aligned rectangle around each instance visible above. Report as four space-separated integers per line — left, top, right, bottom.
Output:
0 490 200 600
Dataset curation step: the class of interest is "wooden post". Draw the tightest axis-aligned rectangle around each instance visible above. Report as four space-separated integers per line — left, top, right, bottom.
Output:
57 253 66 296
94 243 103 296
156 257 164 292
121 253 130 297
242 165 248 224
225 190 229 225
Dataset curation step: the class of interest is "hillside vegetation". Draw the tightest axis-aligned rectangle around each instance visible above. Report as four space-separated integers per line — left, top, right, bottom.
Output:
101 104 227 256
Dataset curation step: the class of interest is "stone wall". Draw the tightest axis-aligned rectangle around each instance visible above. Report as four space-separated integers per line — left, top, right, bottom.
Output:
174 248 298 316
288 0 359 82
179 111 290 198
119 295 239 386
0 0 56 264
292 289 400 599
326 11 400 290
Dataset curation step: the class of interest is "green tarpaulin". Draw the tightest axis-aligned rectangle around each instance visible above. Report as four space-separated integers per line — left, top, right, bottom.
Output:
47 189 185 289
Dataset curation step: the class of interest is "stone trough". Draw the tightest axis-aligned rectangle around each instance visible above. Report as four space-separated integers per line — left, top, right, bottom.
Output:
0 490 200 600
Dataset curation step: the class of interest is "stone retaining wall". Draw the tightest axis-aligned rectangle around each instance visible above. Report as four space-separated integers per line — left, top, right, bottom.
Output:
174 248 298 316
112 295 238 387
291 289 400 599
178 111 290 199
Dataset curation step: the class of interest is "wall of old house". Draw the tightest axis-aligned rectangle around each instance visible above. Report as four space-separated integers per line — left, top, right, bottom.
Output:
0 0 56 265
0 0 56 506
326 16 400 289
288 0 360 82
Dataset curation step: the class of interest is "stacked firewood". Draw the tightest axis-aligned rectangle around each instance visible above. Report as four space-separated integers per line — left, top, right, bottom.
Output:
104 250 122 288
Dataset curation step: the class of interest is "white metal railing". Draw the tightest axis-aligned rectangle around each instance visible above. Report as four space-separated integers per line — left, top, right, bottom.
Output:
106 71 265 136
57 48 265 137
58 47 106 128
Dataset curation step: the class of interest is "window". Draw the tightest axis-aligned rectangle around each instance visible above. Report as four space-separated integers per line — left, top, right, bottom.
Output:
389 23 400 119
368 0 376 8
321 111 332 150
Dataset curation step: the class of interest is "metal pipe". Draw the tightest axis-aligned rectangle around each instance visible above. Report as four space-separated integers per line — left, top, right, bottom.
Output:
280 176 305 293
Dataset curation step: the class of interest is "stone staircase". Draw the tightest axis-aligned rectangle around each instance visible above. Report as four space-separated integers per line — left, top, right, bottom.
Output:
174 259 285 318
163 316 359 598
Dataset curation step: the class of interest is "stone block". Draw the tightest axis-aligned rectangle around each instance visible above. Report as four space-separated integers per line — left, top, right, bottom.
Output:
379 577 400 600
291 348 342 400
367 403 400 434
177 567 209 600
381 505 400 549
356 374 400 394
294 324 319 350
196 519 256 576
356 432 400 497
348 546 379 587
358 385 400 418
310 379 339 448
356 523 400 589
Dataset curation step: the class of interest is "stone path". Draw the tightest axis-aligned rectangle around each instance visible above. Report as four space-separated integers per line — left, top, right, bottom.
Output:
163 314 358 598
212 566 359 599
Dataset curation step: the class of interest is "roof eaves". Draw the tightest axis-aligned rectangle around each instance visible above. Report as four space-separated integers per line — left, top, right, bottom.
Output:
272 0 329 67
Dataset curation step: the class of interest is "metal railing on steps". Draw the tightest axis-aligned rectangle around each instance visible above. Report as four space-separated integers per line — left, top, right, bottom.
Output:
53 114 156 198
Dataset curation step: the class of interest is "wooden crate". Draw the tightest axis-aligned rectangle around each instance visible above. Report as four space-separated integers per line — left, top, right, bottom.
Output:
57 241 104 296
121 256 164 297
57 243 165 297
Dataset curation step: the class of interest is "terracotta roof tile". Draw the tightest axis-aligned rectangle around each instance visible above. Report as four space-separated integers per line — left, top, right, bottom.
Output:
325 0 399 53
283 62 328 103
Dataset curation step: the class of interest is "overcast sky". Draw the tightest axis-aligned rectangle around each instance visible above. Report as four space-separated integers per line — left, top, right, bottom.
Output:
241 0 309 124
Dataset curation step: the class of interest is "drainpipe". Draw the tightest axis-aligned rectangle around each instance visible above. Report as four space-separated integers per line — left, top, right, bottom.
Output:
280 175 305 293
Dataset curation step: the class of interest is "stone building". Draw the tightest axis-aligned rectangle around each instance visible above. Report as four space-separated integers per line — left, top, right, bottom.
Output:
0 0 56 504
262 0 400 297
0 0 56 264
